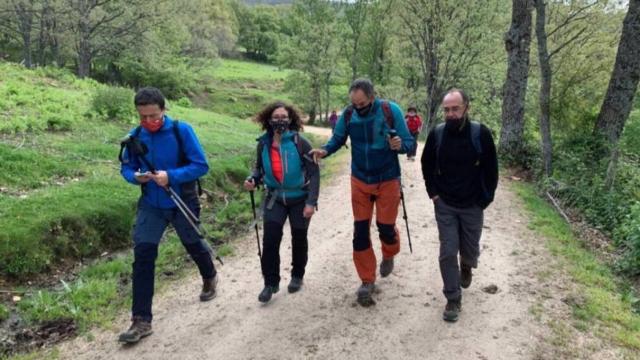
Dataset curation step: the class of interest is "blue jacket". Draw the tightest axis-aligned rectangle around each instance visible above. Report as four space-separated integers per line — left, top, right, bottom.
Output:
322 98 414 184
251 131 320 207
120 115 209 209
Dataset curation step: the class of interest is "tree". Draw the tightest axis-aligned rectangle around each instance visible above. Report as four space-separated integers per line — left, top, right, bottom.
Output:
235 4 281 61
499 0 534 159
534 0 597 177
594 0 640 147
398 0 500 131
341 0 368 81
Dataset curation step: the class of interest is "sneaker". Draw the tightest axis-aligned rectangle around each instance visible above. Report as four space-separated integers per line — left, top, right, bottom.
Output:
356 282 376 307
460 264 472 289
200 275 218 301
287 277 303 293
379 257 394 278
442 297 462 322
118 317 152 344
258 285 279 303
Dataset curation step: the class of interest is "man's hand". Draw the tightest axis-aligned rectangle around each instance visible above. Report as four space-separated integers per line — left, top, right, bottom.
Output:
244 178 256 191
388 136 402 151
303 205 315 218
308 149 328 164
135 171 152 184
149 170 169 187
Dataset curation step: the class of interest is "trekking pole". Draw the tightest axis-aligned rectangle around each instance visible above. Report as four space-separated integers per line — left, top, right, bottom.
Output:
249 189 262 259
389 129 413 254
128 144 223 264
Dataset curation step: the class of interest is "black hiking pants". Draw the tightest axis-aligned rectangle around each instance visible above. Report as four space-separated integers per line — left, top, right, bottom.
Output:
261 197 310 287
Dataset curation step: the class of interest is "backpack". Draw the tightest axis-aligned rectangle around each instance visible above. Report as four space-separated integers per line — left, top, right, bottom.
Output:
343 100 395 130
433 121 482 174
128 120 202 198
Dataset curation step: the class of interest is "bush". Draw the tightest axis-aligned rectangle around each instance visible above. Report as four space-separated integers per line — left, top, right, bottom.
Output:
615 202 640 276
176 97 192 108
91 87 136 122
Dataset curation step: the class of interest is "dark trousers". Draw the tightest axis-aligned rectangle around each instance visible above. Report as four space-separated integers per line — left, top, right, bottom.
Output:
261 197 310 287
434 199 483 300
407 132 419 157
131 198 216 322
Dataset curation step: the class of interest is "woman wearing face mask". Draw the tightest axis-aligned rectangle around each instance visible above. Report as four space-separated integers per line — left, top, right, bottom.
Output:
243 101 320 303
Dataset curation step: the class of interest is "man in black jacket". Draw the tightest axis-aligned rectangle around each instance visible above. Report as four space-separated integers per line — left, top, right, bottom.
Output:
421 88 498 322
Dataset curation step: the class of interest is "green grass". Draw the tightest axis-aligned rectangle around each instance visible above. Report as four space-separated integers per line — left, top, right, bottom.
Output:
514 182 640 351
0 303 8 322
204 59 290 81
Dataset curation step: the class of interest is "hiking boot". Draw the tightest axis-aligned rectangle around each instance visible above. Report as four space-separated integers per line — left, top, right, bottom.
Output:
356 282 376 307
287 277 303 293
200 275 218 301
118 317 152 344
258 285 279 303
379 257 394 278
442 297 462 322
460 264 472 289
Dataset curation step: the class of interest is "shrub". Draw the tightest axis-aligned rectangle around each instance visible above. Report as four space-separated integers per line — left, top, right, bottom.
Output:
91 87 136 122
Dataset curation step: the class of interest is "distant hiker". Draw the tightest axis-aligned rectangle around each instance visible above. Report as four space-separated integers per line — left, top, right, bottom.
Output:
405 105 423 161
329 110 338 132
244 101 320 303
309 78 414 307
420 88 498 322
118 87 217 343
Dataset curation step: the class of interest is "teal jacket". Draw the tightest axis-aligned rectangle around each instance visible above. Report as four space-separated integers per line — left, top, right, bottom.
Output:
322 98 414 184
251 131 320 207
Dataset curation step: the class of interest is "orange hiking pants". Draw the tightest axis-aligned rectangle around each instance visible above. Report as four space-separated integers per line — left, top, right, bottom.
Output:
351 176 401 283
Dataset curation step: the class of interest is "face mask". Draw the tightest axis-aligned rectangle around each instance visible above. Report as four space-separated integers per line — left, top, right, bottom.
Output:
269 118 290 134
141 118 164 133
445 117 464 131
355 103 373 117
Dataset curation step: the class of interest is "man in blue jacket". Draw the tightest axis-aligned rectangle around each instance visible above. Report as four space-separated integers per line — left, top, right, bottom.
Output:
118 87 217 344
310 78 414 306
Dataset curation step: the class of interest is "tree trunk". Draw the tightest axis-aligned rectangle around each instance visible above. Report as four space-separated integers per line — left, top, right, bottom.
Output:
535 0 553 177
499 0 534 158
14 1 34 68
593 0 640 146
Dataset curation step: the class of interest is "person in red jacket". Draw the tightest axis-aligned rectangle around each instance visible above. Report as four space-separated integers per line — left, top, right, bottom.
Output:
405 106 423 160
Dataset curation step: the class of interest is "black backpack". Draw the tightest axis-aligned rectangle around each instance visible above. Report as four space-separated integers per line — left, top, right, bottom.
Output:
433 120 483 174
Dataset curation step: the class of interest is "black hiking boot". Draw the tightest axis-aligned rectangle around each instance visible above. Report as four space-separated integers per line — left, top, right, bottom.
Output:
200 275 218 301
380 257 394 278
287 277 303 293
258 285 279 303
118 317 152 344
460 264 472 289
442 297 462 322
356 282 376 307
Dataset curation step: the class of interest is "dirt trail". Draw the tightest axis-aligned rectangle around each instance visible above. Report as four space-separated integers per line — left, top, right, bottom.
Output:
58 126 560 359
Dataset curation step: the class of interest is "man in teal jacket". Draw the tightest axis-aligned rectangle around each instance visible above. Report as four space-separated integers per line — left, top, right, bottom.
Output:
310 78 414 306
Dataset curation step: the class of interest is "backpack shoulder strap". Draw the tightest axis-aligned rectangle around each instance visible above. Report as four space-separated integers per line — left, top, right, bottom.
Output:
381 101 394 129
343 105 354 128
293 132 306 163
172 120 187 165
132 126 142 138
469 121 482 155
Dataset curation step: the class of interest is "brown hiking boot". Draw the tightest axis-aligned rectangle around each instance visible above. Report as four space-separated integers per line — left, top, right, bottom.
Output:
443 297 462 322
460 264 472 289
356 282 376 307
200 275 218 302
379 257 394 278
118 317 152 344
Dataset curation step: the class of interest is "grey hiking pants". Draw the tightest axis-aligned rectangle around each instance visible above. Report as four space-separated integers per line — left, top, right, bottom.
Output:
434 199 484 300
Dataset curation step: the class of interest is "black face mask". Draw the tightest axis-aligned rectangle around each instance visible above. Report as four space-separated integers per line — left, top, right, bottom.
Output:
269 119 290 134
354 102 372 117
445 117 465 132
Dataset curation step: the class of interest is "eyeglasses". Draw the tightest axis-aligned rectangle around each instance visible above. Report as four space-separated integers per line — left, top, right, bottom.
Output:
443 106 463 114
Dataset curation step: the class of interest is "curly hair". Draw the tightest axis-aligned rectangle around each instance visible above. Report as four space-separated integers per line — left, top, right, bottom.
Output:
254 101 304 133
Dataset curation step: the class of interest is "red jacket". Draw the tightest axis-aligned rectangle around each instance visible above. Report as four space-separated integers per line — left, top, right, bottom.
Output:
405 114 423 134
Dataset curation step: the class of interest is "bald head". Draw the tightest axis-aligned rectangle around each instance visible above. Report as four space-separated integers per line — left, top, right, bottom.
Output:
442 89 469 122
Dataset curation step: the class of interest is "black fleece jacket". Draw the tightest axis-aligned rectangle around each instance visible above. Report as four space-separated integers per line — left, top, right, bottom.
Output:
421 120 498 209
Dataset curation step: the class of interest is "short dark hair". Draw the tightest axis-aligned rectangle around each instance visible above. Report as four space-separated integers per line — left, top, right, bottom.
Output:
349 78 375 98
445 87 470 106
254 101 304 133
407 105 417 112
134 87 166 109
